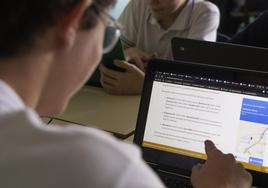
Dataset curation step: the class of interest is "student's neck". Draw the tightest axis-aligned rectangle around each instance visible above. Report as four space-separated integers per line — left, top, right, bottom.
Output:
0 53 53 109
158 0 188 30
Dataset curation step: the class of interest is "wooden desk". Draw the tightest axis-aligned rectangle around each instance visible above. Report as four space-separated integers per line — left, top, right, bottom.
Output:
55 86 140 138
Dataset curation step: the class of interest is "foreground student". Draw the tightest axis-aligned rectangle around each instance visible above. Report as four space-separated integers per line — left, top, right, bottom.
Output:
100 0 220 95
0 0 252 187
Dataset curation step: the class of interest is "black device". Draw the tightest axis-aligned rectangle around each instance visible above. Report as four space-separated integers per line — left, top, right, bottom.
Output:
172 37 268 72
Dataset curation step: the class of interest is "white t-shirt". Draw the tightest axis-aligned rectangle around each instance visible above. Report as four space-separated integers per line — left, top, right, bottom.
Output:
119 0 220 59
0 80 165 188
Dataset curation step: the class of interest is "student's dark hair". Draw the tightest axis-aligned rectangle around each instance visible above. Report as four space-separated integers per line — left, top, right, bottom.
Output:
0 0 115 58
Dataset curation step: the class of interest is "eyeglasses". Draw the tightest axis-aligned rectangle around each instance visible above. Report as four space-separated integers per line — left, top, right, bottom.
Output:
102 14 123 54
81 2 123 54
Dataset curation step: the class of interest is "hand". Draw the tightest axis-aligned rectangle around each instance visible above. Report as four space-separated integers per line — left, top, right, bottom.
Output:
100 60 145 95
125 47 158 71
191 140 252 188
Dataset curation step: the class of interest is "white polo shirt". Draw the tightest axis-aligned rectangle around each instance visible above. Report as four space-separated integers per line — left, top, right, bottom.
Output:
0 80 164 188
119 0 220 59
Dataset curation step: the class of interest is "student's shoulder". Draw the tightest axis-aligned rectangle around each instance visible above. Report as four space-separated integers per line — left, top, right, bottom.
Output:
16 108 141 168
4 110 162 187
50 125 142 163
53 126 148 185
193 0 220 15
17 108 141 163
58 127 165 187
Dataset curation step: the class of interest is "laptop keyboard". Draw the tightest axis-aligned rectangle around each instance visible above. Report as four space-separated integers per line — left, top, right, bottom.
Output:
157 170 192 188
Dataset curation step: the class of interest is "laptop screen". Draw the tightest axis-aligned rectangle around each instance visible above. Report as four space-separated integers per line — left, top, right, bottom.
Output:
135 59 268 184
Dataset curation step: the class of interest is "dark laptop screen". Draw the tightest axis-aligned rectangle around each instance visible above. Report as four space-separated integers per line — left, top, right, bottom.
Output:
135 59 268 186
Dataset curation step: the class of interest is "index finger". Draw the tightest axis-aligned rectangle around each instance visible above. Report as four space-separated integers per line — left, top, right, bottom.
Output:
205 140 222 158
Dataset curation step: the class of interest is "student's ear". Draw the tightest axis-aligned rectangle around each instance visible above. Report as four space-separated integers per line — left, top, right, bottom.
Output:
55 0 91 49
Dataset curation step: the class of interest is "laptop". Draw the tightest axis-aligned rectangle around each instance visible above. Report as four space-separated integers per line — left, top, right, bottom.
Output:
134 58 268 188
172 37 268 72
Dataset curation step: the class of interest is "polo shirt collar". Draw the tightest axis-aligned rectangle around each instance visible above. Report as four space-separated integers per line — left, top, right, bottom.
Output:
147 0 194 31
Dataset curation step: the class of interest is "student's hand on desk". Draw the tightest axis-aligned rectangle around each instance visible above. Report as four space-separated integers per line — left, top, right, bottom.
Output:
100 60 145 95
125 47 158 71
191 140 252 188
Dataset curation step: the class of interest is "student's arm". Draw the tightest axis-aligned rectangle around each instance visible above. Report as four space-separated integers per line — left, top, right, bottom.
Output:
188 2 220 41
191 141 252 188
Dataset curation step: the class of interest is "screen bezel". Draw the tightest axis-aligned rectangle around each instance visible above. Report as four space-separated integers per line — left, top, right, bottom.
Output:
134 59 268 187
